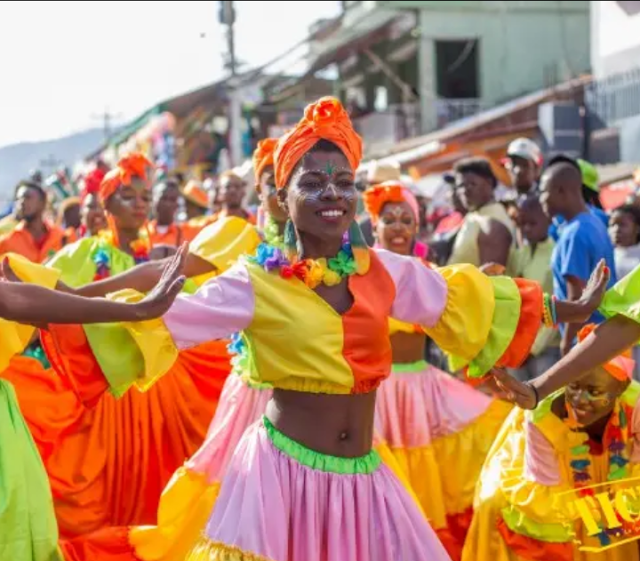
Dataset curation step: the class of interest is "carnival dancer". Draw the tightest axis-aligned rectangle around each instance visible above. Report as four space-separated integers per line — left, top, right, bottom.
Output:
1 154 232 541
0 98 610 561
463 324 640 561
364 181 513 560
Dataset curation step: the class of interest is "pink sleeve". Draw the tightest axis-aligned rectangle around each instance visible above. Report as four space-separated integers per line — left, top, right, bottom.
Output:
163 262 255 350
374 249 448 327
523 420 562 485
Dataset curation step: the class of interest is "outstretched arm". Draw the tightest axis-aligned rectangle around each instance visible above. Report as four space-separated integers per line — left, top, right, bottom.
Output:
0 246 188 325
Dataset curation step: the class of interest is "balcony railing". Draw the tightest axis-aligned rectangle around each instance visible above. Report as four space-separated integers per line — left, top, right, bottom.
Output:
586 68 640 125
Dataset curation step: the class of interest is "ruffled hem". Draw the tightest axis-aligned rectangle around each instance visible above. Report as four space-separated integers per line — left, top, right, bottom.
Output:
497 517 572 561
187 539 274 561
263 416 381 474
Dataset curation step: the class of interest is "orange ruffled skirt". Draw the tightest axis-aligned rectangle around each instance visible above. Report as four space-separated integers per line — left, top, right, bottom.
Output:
2 340 231 541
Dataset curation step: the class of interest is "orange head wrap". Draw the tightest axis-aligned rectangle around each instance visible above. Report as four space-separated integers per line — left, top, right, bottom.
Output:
578 324 635 381
362 181 420 224
253 138 278 184
182 180 209 209
274 97 363 189
99 153 153 203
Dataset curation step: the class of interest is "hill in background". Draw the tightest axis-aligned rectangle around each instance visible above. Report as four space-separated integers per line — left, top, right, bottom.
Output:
0 128 107 202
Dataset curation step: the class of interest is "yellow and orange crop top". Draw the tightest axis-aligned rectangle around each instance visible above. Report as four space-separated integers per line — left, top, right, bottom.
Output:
37 245 543 399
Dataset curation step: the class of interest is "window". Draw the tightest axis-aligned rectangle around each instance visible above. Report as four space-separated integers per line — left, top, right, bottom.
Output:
435 39 479 99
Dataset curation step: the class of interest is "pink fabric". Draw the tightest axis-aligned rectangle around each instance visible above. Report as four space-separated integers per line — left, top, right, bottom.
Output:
375 364 493 448
374 249 448 328
163 262 255 350
523 421 562 485
187 375 272 482
203 421 450 561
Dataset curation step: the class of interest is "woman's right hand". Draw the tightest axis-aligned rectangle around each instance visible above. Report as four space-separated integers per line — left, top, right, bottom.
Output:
133 244 188 321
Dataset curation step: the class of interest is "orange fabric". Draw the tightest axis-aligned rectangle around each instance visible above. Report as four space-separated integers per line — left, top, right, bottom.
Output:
82 168 107 201
252 138 278 183
0 221 67 263
578 323 635 380
342 252 394 394
148 220 184 248
496 517 573 561
497 279 544 369
60 527 136 561
435 509 474 561
64 226 79 245
8 339 231 539
362 182 418 223
274 97 363 189
100 153 153 203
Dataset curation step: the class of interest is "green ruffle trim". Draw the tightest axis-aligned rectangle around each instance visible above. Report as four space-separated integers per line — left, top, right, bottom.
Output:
599 265 640 337
501 505 573 543
263 416 381 475
391 360 429 374
467 276 522 378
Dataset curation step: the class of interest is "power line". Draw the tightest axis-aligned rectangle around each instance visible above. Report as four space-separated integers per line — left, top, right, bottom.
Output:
91 108 122 144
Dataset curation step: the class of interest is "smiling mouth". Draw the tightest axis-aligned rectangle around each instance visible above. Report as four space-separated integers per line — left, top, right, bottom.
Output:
391 236 408 244
317 209 346 221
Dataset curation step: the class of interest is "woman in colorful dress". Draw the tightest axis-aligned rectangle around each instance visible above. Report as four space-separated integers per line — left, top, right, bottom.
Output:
463 323 640 561
1 153 232 542
363 180 513 560
0 98 609 561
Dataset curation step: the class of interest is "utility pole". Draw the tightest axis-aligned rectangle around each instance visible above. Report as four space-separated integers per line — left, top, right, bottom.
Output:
92 107 122 144
219 0 243 166
39 154 62 175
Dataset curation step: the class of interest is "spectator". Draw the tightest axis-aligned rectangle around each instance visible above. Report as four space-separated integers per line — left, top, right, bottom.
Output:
609 204 640 279
447 157 515 267
504 137 542 197
148 180 184 250
0 180 67 262
539 158 617 356
507 196 559 380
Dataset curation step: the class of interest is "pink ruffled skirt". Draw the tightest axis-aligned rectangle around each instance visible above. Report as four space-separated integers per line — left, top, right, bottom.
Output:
187 417 451 561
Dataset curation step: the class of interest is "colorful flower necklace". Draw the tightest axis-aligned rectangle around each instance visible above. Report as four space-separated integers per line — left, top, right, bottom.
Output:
567 400 631 545
249 240 358 289
92 231 151 281
263 215 284 250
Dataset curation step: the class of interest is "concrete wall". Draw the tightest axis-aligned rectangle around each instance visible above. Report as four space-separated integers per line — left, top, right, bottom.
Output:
592 1 640 78
391 1 590 106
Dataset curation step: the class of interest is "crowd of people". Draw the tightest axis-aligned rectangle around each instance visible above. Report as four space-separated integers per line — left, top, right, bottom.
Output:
1 97 640 561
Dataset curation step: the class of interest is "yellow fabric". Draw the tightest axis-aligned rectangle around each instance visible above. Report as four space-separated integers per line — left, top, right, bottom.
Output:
0 254 61 372
463 405 640 561
424 264 495 363
130 467 220 561
189 217 261 286
448 202 516 267
508 238 559 356
0 215 17 235
103 288 179 391
388 317 416 335
247 263 353 394
187 539 272 561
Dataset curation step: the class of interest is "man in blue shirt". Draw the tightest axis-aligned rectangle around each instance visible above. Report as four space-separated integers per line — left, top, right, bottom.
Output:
539 157 617 356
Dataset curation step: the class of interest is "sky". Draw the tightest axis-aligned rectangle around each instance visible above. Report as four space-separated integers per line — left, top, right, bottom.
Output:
0 0 341 148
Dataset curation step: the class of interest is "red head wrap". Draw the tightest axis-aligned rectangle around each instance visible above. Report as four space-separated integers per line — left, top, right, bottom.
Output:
253 138 278 184
81 168 107 202
274 97 362 189
99 153 153 203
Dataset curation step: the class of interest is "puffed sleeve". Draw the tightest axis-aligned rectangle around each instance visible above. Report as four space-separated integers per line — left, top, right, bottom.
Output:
0 254 61 372
599 263 640 329
375 249 543 378
41 262 255 403
188 216 261 285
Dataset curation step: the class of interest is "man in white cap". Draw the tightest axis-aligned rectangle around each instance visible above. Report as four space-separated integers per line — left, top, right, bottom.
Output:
504 137 543 197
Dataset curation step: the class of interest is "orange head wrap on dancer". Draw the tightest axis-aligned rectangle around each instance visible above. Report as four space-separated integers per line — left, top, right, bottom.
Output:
99 153 153 203
253 138 278 184
363 181 420 225
274 97 363 189
578 324 635 381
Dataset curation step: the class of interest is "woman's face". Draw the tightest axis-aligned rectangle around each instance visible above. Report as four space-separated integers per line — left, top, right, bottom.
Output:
375 201 416 255
610 210 639 248
258 166 288 223
565 367 627 428
81 194 107 236
282 149 357 243
105 177 151 230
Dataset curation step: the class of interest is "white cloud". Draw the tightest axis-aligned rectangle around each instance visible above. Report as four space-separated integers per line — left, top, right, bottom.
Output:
0 0 340 148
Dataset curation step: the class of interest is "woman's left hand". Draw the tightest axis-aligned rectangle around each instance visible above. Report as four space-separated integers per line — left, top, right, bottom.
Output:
133 243 188 321
491 367 538 409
